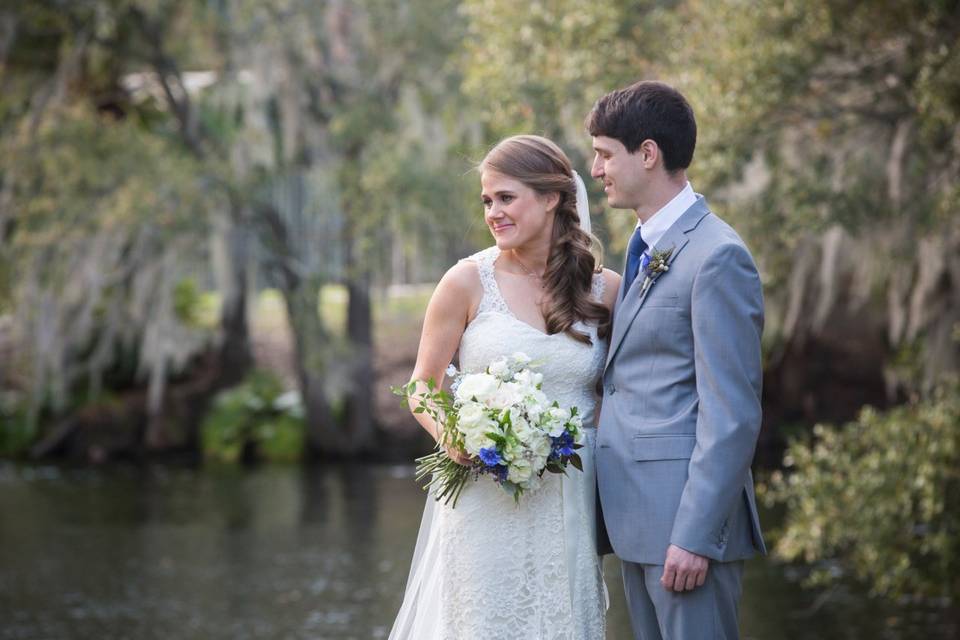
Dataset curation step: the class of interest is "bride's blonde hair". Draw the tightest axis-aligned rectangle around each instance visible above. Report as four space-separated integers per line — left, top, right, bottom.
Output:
480 135 610 344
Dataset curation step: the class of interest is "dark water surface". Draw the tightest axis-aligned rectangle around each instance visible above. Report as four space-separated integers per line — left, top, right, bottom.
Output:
0 463 953 639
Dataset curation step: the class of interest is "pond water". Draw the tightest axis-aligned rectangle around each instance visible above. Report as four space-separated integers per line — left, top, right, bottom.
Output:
0 462 953 639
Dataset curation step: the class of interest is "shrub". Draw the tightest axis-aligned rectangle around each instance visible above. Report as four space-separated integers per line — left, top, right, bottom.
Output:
201 370 305 464
766 383 960 601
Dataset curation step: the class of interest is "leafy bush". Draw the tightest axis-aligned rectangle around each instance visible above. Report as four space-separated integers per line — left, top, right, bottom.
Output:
766 383 960 601
201 371 305 464
0 392 35 457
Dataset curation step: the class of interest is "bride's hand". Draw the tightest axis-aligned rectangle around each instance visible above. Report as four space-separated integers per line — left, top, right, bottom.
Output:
443 443 472 466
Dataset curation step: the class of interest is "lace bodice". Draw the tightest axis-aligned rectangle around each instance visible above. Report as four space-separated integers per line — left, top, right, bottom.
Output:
460 246 608 429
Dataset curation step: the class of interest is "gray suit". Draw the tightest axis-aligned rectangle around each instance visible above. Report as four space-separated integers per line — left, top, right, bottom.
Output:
596 196 766 639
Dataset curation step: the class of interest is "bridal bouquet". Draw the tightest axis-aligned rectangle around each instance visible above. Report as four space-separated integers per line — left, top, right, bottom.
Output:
392 352 584 507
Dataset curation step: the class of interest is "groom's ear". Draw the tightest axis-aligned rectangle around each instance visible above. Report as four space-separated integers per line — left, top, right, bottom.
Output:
638 139 660 169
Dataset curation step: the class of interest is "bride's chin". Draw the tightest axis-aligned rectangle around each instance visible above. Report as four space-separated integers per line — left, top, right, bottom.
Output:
492 235 517 250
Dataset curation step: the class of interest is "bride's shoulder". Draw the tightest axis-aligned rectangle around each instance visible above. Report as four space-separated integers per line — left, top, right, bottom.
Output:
434 252 487 299
597 266 621 287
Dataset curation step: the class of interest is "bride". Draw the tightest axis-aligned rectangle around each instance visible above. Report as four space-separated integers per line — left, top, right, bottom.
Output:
389 135 620 640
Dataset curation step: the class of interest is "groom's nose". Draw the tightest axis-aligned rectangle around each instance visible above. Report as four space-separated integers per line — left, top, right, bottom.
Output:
590 155 604 179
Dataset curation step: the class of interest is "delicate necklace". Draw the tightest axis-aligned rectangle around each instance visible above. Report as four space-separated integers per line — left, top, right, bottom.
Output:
512 251 545 287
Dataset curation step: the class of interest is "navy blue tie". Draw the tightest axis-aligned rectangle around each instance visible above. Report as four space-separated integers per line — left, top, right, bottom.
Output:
622 227 648 297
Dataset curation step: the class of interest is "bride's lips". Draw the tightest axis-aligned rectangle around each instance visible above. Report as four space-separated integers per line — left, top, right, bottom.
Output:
492 223 515 234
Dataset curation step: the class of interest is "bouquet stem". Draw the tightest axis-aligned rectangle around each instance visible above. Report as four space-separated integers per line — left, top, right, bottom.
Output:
415 450 473 506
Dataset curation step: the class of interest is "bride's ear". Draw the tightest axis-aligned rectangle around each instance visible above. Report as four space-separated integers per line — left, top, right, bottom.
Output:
540 191 561 214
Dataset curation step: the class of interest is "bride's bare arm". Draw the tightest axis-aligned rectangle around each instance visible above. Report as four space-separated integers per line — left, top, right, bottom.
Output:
407 261 482 457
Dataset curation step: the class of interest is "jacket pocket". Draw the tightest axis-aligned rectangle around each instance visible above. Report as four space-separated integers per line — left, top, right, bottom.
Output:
632 434 697 461
643 293 680 308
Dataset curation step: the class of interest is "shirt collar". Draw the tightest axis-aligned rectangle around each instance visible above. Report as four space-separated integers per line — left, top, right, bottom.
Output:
636 182 696 252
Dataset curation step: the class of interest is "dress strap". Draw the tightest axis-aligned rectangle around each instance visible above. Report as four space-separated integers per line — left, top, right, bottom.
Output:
591 270 606 302
462 246 509 315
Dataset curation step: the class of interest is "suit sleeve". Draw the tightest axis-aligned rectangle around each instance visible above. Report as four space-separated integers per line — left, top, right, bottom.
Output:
669 242 764 560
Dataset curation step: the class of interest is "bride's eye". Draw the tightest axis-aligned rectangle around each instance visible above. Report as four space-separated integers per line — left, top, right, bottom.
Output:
482 198 492 208
500 195 514 204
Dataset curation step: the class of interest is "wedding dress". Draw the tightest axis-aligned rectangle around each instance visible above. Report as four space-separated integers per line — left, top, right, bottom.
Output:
389 246 608 640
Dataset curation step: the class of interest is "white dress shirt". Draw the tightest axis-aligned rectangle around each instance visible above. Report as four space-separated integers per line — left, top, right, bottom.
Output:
636 182 697 255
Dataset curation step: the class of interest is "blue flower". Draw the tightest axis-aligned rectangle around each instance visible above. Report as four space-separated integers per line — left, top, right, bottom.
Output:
479 447 502 467
551 431 575 458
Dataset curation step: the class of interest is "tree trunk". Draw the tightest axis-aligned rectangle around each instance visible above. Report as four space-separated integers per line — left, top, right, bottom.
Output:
345 264 376 454
281 273 343 456
214 205 252 386
340 163 378 455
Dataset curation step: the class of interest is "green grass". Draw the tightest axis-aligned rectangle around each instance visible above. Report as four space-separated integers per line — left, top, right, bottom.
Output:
242 285 433 338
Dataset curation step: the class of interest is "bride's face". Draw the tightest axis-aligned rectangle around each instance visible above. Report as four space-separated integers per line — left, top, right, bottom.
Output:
480 170 558 251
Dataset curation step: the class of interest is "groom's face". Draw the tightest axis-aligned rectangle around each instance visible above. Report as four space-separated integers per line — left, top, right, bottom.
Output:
590 136 647 211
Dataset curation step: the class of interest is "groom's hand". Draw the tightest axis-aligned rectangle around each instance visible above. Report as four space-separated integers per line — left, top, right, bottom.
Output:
661 544 708 592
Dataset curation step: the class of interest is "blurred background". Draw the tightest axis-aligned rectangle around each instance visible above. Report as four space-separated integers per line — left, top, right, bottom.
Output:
0 0 957 638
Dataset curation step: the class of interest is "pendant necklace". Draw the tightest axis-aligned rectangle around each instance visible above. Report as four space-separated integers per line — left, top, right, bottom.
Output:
512 252 546 288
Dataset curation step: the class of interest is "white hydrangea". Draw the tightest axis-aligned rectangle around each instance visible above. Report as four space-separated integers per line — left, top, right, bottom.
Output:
511 352 532 367
507 457 534 484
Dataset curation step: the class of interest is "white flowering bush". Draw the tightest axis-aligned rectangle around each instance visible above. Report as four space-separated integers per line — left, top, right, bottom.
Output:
393 352 584 507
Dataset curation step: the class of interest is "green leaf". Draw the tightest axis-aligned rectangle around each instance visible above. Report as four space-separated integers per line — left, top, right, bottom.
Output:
568 454 583 472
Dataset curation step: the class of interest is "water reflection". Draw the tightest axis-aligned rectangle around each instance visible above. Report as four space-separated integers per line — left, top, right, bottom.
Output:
0 462 953 639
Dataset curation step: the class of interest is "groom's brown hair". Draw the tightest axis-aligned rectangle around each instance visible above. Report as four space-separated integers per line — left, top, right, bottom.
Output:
586 81 697 173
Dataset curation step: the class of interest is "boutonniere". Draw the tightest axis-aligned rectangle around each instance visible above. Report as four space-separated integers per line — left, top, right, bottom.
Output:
639 246 675 296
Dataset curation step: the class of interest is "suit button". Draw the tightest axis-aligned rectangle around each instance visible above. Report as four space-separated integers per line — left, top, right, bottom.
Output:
607 385 616 395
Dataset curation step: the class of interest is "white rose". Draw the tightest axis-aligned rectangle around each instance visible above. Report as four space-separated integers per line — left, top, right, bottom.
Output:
457 401 486 430
488 383 521 410
529 433 552 460
463 430 496 456
455 373 498 403
488 358 509 378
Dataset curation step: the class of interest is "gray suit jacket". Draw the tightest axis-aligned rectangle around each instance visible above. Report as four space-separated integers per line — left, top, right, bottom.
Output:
596 196 767 564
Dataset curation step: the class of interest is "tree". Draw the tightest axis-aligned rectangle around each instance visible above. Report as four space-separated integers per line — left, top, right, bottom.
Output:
0 2 231 448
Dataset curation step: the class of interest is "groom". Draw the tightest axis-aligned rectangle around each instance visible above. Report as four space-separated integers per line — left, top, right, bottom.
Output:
591 81 766 639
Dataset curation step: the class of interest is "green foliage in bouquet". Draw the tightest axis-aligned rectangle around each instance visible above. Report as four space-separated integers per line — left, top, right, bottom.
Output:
393 378 474 507
201 370 305 464
765 382 960 601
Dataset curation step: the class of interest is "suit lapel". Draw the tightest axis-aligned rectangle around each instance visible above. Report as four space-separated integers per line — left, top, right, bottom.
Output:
605 198 711 369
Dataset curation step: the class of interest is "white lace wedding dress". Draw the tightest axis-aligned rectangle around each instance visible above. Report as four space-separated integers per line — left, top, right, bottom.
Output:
389 246 608 640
